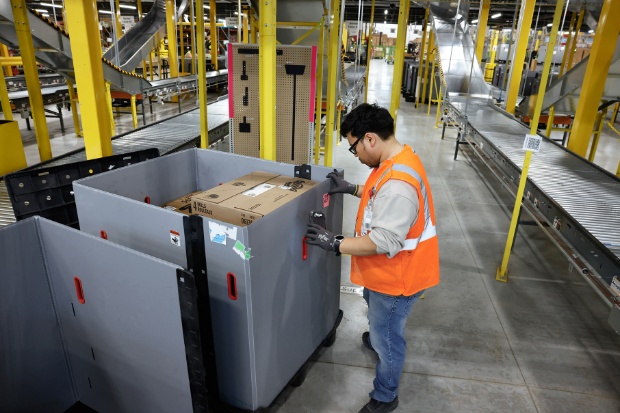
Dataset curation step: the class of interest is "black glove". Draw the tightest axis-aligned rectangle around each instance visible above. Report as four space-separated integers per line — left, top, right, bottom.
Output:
305 223 338 252
326 169 357 196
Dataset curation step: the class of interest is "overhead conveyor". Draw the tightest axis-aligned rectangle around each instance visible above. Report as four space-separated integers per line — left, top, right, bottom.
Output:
429 2 620 322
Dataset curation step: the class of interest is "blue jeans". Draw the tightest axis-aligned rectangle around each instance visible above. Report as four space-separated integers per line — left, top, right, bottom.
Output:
363 287 424 403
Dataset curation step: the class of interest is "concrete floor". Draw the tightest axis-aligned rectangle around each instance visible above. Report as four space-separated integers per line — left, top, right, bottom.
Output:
6 60 620 412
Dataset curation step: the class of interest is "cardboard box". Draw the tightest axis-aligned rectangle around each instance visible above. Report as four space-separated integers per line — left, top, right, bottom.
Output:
192 172 319 226
161 191 203 215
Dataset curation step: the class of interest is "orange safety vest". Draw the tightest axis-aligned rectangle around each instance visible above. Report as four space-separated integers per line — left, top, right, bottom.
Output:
351 145 440 296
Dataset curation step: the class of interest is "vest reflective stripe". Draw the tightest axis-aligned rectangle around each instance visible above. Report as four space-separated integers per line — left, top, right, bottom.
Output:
402 224 437 251
391 164 431 226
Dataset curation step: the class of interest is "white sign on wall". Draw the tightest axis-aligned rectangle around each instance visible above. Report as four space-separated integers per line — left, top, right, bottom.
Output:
120 16 135 31
225 17 238 27
346 21 359 34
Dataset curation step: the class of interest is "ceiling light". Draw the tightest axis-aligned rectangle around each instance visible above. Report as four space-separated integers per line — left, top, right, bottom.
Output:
99 10 114 14
34 9 48 13
384 10 388 15
119 4 136 10
491 13 501 19
588 29 594 33
471 19 478 24
547 23 553 27
40 2 62 8
42 13 49 17
384 20 387 24
204 5 210 9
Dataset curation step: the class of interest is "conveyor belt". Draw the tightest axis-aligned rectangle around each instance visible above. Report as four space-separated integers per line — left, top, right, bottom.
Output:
447 96 620 291
0 97 230 226
8 84 69 109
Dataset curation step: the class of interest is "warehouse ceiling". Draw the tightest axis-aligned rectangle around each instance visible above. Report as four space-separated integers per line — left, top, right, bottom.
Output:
24 0 604 32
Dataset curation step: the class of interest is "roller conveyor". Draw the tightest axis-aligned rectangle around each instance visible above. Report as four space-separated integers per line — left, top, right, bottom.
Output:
446 96 620 299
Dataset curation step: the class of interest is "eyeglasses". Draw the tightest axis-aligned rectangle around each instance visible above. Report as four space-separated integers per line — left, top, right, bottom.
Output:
348 135 365 155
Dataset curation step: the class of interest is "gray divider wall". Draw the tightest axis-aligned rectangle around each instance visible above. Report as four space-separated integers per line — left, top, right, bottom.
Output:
0 217 195 413
73 148 343 410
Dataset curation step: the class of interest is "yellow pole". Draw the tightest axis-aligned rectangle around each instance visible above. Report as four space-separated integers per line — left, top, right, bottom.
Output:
324 0 342 167
105 82 116 135
66 80 82 137
364 0 375 103
420 30 434 110
0 43 12 77
250 8 257 44
505 0 536 114
65 0 113 159
475 0 490 62
567 0 620 157
137 0 148 77
587 109 606 162
115 0 122 39
497 0 566 282
10 0 52 161
415 8 429 109
197 0 209 148
0 66 13 120
210 0 218 70
130 95 138 128
565 9 585 73
259 0 277 160
179 19 185 73
558 11 576 78
428 50 436 116
189 1 196 75
616 161 620 178
314 14 326 164
389 0 410 123
166 0 179 77
243 6 249 43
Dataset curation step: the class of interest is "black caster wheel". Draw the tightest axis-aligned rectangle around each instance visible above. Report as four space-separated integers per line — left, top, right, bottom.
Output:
290 366 307 388
323 331 337 347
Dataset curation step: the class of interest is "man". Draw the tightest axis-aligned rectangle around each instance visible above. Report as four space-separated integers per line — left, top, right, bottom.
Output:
306 103 440 413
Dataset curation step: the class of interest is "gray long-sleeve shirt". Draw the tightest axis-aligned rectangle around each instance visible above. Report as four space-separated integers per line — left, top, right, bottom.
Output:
367 179 420 258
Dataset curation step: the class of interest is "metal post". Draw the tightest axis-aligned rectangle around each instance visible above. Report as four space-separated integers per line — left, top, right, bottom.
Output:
10 0 52 161
250 7 257 43
105 82 116 135
363 0 375 103
243 6 249 43
197 0 209 148
324 0 342 167
179 20 185 73
588 109 607 162
420 30 433 110
475 0 490 62
505 0 535 114
565 9 585 73
415 8 429 109
190 1 196 75
0 66 13 120
496 0 566 282
210 0 218 70
314 14 326 164
66 80 82 137
0 43 12 77
166 0 179 77
259 0 277 160
558 11 577 78
114 0 122 39
389 0 410 124
137 0 148 77
131 95 138 129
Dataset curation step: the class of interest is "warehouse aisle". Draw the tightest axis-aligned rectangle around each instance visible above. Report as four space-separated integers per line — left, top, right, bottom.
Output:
274 59 620 413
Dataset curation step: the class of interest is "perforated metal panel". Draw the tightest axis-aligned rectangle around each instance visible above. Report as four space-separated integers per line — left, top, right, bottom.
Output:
229 44 316 164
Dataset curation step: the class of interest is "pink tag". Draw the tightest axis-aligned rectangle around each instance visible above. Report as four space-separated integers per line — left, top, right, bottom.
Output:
323 193 330 208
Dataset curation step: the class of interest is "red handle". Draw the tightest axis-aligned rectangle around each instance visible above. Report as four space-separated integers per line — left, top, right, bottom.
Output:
227 272 238 300
100 230 108 239
144 196 151 204
302 236 308 260
74 276 85 304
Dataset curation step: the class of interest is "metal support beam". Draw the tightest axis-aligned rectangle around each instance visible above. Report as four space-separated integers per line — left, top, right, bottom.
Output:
197 0 209 148
558 11 577 77
475 0 490 62
389 0 410 123
314 13 326 164
565 9 585 73
115 0 122 39
567 0 620 157
0 65 13 120
415 8 429 109
364 0 375 103
65 0 113 159
259 0 277 160
250 8 257 44
166 0 179 77
505 0 535 114
420 30 433 110
497 0 566 282
210 0 218 70
0 43 11 77
131 95 138 129
243 6 249 43
324 0 342 167
189 0 196 74
10 0 52 161
66 80 82 137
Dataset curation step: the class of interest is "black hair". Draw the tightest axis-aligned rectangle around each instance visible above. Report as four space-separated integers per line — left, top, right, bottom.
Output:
340 103 395 141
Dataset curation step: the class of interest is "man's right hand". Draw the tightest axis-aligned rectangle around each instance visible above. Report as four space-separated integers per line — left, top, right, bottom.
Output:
327 170 357 196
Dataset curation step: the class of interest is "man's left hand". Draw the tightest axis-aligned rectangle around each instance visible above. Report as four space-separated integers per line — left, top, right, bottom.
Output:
305 223 337 252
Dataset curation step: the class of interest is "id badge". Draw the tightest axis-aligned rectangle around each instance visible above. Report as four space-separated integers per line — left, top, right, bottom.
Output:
362 203 373 236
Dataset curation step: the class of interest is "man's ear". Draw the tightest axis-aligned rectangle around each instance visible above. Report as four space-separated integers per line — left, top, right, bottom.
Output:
368 132 378 147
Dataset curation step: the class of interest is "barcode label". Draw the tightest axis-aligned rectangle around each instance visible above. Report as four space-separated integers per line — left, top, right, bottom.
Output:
522 134 542 153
